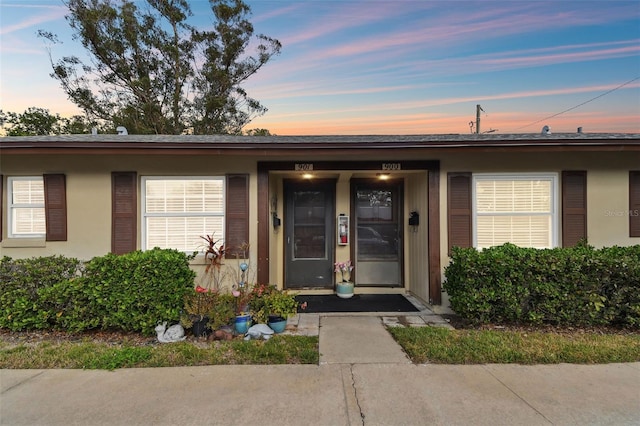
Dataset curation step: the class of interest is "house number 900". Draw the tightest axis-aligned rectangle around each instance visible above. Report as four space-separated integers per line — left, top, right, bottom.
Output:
382 163 401 170
295 163 313 171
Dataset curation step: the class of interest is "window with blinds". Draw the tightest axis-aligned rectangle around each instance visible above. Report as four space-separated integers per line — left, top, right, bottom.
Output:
473 174 557 249
8 177 46 237
142 177 225 252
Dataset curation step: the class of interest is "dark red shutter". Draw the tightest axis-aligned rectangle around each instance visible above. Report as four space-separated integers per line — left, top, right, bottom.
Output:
226 174 249 258
562 171 587 247
0 175 3 242
448 172 472 252
630 171 640 237
43 174 67 241
112 172 137 254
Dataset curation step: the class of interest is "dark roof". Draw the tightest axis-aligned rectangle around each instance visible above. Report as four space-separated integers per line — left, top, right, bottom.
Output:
2 133 639 153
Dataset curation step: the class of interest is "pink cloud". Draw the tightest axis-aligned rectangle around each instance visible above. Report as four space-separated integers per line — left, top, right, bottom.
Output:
280 1 433 47
249 80 640 135
471 46 640 69
254 108 640 135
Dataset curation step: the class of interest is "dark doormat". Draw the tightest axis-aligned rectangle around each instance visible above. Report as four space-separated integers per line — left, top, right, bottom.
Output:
296 294 419 313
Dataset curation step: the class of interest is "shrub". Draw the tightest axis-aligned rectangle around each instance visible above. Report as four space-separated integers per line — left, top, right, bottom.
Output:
0 249 196 335
444 243 640 327
82 249 196 334
0 256 84 330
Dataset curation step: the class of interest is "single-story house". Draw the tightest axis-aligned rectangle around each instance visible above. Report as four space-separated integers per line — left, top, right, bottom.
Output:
1 133 639 306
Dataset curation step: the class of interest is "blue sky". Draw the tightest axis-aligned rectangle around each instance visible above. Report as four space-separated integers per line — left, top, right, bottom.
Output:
1 0 639 135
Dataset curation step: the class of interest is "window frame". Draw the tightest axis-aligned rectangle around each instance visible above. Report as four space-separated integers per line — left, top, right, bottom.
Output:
141 176 226 252
7 176 46 238
472 173 559 249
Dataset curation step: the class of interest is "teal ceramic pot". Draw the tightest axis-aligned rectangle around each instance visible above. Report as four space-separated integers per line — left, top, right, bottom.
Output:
234 314 252 334
336 282 354 299
268 318 287 333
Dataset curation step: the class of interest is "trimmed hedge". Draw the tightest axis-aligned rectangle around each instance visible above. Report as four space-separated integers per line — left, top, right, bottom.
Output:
0 255 84 331
0 249 196 335
444 243 640 327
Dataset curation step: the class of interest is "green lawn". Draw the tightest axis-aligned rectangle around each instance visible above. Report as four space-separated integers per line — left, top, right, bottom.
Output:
0 335 319 369
388 326 640 364
2 327 639 369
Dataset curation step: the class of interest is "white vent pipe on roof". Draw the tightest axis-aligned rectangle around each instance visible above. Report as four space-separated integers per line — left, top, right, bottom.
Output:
116 126 128 135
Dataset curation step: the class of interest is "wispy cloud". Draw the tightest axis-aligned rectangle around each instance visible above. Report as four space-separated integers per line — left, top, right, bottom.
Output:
245 2 640 91
0 6 67 35
285 1 637 61
277 1 431 47
456 42 640 71
253 81 640 120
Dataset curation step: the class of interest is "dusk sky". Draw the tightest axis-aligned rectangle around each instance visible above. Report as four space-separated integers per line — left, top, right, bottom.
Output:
1 0 639 135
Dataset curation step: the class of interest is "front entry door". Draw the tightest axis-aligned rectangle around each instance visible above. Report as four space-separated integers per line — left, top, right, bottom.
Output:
353 179 403 286
284 179 335 289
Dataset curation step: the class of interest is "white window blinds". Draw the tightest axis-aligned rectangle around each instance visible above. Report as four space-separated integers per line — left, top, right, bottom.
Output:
474 175 556 249
143 177 224 251
9 177 46 237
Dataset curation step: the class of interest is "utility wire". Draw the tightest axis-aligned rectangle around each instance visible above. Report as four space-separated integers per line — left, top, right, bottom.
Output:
512 76 640 131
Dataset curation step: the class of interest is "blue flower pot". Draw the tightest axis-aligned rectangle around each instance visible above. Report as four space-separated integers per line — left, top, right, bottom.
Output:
268 318 287 333
234 314 252 334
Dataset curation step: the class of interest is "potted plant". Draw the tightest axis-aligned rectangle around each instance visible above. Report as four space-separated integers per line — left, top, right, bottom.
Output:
249 284 302 333
248 283 277 324
180 285 237 337
199 234 227 291
180 286 218 337
335 260 354 299
230 281 252 333
265 288 301 333
207 293 236 332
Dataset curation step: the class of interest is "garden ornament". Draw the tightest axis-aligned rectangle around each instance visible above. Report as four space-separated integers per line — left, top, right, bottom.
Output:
244 323 274 340
155 322 186 343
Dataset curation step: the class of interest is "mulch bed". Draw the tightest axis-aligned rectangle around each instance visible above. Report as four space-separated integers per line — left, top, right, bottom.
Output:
0 329 159 347
0 328 222 348
440 314 639 336
1 316 637 348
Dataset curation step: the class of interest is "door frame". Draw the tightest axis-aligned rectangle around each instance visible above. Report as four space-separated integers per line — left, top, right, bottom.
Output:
283 178 336 289
257 160 442 304
350 178 404 287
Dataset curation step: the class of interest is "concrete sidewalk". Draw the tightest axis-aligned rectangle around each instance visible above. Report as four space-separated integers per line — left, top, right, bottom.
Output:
2 314 639 426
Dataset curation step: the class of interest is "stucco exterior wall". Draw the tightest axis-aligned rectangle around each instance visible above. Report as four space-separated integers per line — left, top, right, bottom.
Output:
437 150 640 306
405 172 429 303
1 154 260 266
587 169 636 247
2 147 637 305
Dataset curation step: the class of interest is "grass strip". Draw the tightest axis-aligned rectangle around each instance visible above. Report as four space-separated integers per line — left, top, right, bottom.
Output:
0 335 319 370
388 326 640 364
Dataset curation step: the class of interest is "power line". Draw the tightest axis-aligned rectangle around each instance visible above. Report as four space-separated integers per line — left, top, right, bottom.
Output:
512 76 640 131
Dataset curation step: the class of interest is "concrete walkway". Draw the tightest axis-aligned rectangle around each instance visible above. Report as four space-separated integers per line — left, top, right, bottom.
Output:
2 308 640 426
